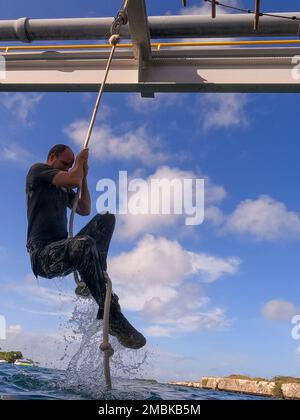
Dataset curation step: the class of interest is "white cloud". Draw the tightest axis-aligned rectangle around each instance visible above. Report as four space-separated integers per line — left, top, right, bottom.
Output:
7 305 72 317
199 93 249 131
205 181 227 205
138 346 253 383
64 120 167 165
7 281 73 307
24 273 38 285
158 2 248 132
178 3 250 132
7 324 22 335
178 1 240 47
111 235 191 296
205 205 225 226
224 195 300 241
4 274 75 316
110 234 240 294
116 165 227 240
179 1 239 15
0 327 80 369
187 251 240 283
144 325 173 337
110 234 239 336
262 300 299 322
180 4 209 15
0 93 43 124
143 283 229 337
81 101 113 121
0 143 33 164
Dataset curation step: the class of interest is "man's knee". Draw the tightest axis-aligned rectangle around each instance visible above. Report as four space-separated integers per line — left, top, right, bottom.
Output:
96 212 116 227
69 235 100 269
106 212 116 227
72 235 97 256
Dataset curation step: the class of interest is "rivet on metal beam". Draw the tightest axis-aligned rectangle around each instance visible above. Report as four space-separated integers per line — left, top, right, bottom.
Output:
254 0 261 31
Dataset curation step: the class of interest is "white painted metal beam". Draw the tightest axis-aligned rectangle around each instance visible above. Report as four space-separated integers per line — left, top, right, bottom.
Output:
0 49 300 93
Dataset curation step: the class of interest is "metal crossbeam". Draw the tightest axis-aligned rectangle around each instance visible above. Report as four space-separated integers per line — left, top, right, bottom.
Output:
1 48 300 93
126 0 152 96
1 3 300 94
127 0 151 61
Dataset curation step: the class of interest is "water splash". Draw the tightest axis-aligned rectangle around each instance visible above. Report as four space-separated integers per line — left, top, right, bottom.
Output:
62 298 151 398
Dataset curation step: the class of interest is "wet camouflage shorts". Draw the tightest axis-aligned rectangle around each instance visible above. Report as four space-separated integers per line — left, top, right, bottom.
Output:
27 213 119 317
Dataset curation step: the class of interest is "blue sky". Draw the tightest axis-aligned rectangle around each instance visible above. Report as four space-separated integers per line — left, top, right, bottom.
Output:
1 0 300 382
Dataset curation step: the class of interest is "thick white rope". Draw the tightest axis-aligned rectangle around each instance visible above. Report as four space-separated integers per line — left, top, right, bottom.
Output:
99 272 114 389
68 0 130 390
68 40 118 302
68 37 119 391
68 39 118 244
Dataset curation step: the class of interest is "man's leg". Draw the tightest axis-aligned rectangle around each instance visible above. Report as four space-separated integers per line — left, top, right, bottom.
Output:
76 212 115 272
33 235 146 349
74 212 118 309
74 213 146 349
33 236 107 314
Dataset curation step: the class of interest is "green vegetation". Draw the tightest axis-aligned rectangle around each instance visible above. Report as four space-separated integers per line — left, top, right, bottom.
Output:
272 376 300 384
226 374 267 382
272 377 300 398
0 351 23 363
273 381 284 398
202 378 208 387
225 374 300 398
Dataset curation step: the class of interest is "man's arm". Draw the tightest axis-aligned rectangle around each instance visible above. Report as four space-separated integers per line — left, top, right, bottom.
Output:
52 149 88 188
76 175 91 216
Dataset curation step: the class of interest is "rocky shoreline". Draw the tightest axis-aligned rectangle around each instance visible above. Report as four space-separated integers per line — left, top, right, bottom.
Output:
169 376 300 399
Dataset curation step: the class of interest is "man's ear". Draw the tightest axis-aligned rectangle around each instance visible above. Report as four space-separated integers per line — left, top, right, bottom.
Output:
48 153 54 162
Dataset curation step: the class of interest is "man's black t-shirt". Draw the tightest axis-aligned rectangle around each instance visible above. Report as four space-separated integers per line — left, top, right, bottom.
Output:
26 163 76 249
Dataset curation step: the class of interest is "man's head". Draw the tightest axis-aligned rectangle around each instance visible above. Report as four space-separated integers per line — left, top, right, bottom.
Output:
47 144 74 172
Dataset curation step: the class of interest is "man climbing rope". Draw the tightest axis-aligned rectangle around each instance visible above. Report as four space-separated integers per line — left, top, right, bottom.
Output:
25 144 146 350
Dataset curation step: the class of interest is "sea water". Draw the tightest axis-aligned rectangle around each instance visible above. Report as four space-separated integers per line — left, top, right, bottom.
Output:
0 299 273 400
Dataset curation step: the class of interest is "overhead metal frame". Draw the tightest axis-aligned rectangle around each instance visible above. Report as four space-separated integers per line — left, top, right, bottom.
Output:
127 0 151 61
126 0 152 97
1 47 300 94
1 2 300 94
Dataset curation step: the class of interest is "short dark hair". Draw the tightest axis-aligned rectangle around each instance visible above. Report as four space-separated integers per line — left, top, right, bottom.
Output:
47 144 72 161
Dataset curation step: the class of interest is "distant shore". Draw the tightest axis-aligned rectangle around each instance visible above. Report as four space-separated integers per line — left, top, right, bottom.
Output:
169 375 300 399
0 351 23 364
